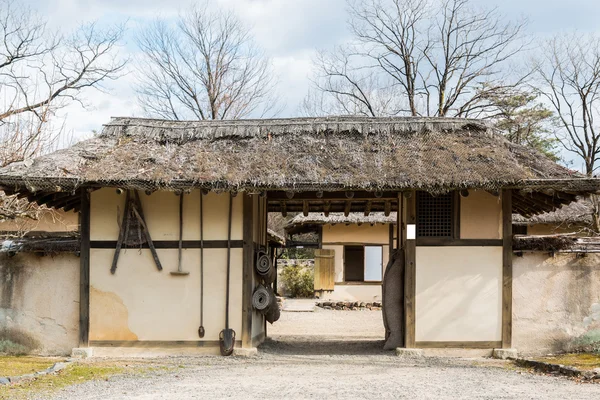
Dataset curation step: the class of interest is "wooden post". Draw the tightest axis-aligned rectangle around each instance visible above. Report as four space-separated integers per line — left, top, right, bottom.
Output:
502 189 513 348
404 191 416 348
242 194 254 348
79 188 91 347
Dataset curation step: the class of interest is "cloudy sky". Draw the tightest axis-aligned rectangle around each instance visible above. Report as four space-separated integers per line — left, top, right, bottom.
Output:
20 0 600 168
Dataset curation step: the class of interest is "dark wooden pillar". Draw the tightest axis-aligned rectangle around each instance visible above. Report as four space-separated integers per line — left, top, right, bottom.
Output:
404 191 416 348
242 194 254 348
501 189 513 348
79 188 91 347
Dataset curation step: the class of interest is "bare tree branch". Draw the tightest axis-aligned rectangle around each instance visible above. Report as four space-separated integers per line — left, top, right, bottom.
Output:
135 3 279 120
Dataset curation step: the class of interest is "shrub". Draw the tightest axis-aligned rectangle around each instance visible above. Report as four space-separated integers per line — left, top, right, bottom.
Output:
0 328 39 355
280 265 314 298
569 329 600 354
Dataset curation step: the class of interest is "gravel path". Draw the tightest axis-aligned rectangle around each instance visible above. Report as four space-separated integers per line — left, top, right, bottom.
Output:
43 310 600 399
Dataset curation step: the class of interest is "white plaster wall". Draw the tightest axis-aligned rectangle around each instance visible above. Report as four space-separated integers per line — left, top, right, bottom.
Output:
89 189 248 343
90 189 243 241
324 285 382 302
513 253 600 355
322 223 390 244
0 253 79 355
90 248 243 341
460 190 502 239
415 246 502 342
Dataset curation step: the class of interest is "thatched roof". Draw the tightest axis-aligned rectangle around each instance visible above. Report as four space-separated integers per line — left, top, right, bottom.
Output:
513 235 600 253
287 212 397 228
513 199 593 226
267 228 285 246
0 232 79 254
0 116 598 214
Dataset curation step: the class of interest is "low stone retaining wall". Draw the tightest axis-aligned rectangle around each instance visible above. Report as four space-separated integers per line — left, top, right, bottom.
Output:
316 301 382 311
0 361 69 385
515 358 600 381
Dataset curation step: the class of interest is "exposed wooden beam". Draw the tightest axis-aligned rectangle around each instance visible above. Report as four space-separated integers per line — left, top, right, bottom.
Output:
384 200 391 217
502 189 513 349
324 201 331 217
303 200 309 217
268 191 399 201
364 200 372 216
344 201 351 217
280 201 287 217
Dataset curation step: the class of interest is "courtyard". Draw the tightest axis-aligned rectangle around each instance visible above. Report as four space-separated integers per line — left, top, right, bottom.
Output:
2 309 598 400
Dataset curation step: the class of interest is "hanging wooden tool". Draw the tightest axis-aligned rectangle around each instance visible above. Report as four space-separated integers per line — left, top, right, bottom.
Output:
111 190 163 274
198 190 205 338
171 193 190 276
220 193 236 356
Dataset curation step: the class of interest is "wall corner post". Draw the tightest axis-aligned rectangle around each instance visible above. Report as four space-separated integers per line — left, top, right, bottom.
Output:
501 189 513 348
79 187 91 347
404 191 416 348
242 193 254 348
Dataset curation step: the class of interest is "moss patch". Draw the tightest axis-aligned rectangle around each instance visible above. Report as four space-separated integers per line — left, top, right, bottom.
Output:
0 356 56 377
0 362 126 400
533 353 600 371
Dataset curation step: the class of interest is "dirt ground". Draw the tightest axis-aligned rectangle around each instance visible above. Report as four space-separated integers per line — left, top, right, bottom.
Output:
40 310 600 399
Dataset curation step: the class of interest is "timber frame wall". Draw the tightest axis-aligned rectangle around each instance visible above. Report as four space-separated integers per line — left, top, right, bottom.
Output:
78 189 265 350
401 189 512 349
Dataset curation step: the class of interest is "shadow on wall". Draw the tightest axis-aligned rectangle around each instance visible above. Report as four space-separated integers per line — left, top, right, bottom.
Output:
513 253 600 355
0 327 40 355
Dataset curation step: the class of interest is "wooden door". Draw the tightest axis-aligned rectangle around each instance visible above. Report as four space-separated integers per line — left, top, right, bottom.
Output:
314 249 335 291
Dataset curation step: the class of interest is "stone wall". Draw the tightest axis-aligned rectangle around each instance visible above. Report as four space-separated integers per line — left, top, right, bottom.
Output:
513 252 600 355
0 252 80 356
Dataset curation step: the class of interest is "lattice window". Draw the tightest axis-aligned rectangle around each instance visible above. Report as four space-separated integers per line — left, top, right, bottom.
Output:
416 192 454 238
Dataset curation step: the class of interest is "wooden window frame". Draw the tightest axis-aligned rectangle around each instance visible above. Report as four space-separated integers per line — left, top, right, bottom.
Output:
342 244 383 283
415 191 460 244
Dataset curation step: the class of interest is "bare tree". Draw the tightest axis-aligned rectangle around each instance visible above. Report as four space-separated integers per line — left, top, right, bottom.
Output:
0 0 126 168
135 4 278 120
535 34 600 176
309 0 526 117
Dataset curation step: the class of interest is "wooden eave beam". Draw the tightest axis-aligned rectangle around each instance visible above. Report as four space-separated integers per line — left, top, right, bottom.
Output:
364 200 372 216
268 191 399 201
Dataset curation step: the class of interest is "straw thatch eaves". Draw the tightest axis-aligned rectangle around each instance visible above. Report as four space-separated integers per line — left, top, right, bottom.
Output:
0 116 598 216
512 199 593 226
513 235 600 253
0 232 79 254
288 212 397 228
267 228 285 246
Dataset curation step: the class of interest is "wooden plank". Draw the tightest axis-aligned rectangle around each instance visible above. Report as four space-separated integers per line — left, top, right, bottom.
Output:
502 189 513 349
268 191 400 201
79 188 91 347
415 239 503 247
314 249 335 290
90 340 242 348
242 194 254 348
453 191 461 239
404 191 416 348
415 341 502 349
90 240 245 249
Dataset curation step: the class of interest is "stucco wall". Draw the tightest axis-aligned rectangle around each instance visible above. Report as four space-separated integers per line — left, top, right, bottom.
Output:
90 248 243 341
415 246 503 342
460 190 502 239
323 284 382 302
320 223 390 301
0 253 79 355
513 252 600 355
89 189 253 344
322 223 390 244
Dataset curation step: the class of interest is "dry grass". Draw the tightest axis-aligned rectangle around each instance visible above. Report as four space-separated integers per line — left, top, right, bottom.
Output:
0 359 177 400
0 356 57 377
533 353 600 371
